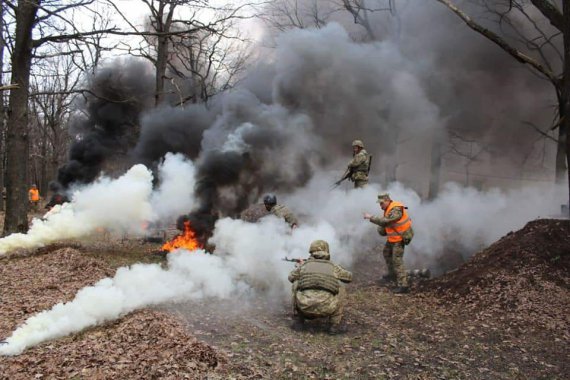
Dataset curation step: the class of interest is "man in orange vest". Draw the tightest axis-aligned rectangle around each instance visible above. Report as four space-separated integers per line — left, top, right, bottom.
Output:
364 193 414 294
28 184 41 213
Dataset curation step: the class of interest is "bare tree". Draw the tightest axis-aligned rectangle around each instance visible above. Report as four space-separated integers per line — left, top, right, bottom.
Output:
2 0 116 235
110 0 252 106
29 51 79 197
434 0 569 207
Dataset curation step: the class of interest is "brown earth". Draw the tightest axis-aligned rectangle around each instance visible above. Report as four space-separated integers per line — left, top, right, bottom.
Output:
420 219 570 335
0 216 568 379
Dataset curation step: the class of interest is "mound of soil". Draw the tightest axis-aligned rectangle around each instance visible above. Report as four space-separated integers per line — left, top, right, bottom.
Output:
423 219 570 333
0 247 226 379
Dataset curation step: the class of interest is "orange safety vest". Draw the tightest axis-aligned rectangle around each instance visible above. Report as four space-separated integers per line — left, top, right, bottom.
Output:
384 201 412 243
29 188 40 202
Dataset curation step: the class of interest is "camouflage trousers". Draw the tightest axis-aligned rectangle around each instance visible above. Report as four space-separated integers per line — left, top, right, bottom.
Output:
354 179 368 189
383 242 408 287
291 285 346 326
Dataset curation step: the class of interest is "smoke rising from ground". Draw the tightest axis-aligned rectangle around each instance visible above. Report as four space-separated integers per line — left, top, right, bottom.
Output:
0 155 196 255
1 170 564 354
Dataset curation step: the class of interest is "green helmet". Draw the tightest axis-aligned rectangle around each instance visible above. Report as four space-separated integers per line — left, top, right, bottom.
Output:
352 140 364 148
377 193 391 203
309 240 330 260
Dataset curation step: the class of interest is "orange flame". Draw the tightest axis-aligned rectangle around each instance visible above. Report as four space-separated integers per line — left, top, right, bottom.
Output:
161 221 201 252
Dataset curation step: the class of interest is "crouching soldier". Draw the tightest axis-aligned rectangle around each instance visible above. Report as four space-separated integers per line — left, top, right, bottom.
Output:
288 240 352 334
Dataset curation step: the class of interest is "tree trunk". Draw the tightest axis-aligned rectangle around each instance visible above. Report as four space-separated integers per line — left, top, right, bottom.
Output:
555 92 567 184
560 0 570 211
0 0 6 212
3 0 39 235
155 35 169 106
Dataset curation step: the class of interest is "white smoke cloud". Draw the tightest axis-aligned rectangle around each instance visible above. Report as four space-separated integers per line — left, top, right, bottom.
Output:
0 165 154 255
150 153 197 223
0 175 564 355
284 173 566 268
0 215 345 355
0 251 242 355
0 154 197 255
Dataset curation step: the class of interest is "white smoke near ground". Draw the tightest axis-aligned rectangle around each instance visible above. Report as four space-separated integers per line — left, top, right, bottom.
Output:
285 173 566 270
0 154 197 255
0 251 242 355
0 174 564 355
0 216 345 355
0 165 154 255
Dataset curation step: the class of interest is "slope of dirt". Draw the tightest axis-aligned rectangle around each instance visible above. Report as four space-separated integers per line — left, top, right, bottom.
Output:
422 219 570 334
0 247 225 379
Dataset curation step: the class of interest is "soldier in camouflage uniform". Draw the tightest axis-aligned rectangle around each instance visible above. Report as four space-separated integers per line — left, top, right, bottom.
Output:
342 140 370 188
364 193 414 294
263 194 298 228
288 240 352 334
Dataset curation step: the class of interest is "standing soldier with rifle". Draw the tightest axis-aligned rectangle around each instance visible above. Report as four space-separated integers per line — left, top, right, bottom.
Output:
333 140 371 189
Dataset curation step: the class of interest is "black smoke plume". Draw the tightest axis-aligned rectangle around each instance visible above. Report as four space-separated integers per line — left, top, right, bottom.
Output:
56 60 154 189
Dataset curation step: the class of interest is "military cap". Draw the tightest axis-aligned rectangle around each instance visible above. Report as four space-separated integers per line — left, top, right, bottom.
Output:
352 140 364 148
377 193 391 203
309 239 330 254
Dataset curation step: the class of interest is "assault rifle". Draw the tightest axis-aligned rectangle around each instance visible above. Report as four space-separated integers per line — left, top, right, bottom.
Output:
282 257 304 264
331 155 373 189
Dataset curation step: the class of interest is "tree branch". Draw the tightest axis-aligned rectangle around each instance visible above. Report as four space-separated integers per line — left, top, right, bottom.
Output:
436 0 560 86
529 0 563 32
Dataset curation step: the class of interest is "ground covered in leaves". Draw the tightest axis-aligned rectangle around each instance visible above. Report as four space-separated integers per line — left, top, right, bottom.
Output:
0 217 568 379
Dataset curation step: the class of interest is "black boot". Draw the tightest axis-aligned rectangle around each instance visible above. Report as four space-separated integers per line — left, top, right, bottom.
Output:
393 286 409 294
291 315 305 331
328 324 346 335
380 274 396 284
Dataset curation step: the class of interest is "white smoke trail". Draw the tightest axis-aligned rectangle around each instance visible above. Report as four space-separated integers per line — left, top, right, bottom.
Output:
0 216 341 355
0 154 197 256
285 173 566 267
0 250 242 355
0 165 154 255
0 176 564 355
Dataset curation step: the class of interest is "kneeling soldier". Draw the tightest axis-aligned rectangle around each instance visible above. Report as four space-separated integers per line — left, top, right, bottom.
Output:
288 240 352 334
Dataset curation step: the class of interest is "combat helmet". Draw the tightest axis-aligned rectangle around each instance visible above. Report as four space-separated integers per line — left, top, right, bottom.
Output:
352 140 364 148
309 239 330 260
263 193 277 206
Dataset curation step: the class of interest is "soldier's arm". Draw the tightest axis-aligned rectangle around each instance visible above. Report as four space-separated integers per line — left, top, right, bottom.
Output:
334 265 353 283
288 267 301 283
369 207 403 226
348 152 367 168
284 210 299 228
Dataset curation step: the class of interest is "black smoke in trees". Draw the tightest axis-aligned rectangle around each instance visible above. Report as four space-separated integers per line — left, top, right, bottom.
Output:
56 60 155 189
133 105 214 166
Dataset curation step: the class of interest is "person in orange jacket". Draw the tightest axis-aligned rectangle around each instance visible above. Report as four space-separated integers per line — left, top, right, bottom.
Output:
364 193 414 294
28 184 41 213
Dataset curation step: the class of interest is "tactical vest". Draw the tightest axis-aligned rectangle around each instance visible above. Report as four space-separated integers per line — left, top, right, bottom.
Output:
384 201 412 243
351 150 369 181
298 259 340 295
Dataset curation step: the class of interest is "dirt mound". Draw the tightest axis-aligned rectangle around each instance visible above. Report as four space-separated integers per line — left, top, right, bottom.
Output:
0 310 225 379
0 247 114 336
0 247 226 379
423 219 570 333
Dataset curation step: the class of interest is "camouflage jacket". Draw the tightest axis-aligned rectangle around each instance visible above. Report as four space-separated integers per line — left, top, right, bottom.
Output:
288 256 352 284
369 206 403 227
270 204 299 227
347 149 370 181
288 255 352 317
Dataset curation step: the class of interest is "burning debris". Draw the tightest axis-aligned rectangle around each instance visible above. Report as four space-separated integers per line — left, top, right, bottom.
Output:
161 220 202 253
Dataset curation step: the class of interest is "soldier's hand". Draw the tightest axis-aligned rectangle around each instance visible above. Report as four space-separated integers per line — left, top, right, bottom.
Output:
363 212 372 220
